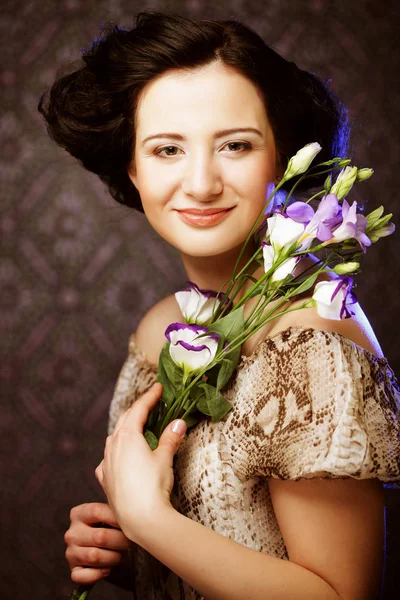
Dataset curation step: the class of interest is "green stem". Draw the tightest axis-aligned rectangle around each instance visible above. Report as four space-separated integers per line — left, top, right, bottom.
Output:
69 584 93 600
305 189 326 204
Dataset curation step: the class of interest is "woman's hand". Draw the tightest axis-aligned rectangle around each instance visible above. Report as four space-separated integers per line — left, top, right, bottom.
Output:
95 382 187 544
64 502 132 585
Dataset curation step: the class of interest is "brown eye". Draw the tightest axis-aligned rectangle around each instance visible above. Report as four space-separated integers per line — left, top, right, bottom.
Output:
224 142 252 152
156 146 180 157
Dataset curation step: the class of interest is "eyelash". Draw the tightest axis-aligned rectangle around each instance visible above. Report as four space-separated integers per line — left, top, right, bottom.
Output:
152 141 253 158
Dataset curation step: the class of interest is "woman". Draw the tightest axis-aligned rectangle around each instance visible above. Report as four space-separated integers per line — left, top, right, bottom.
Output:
39 11 400 600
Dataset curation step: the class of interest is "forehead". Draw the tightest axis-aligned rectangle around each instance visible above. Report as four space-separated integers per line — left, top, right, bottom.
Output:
134 61 269 135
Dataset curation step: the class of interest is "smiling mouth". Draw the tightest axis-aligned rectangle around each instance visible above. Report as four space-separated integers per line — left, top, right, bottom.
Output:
176 207 235 227
177 208 234 215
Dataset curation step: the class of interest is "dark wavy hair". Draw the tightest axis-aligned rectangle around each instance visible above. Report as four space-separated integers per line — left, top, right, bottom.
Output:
38 11 350 213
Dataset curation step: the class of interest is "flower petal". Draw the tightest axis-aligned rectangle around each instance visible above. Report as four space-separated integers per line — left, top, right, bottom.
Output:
286 202 315 223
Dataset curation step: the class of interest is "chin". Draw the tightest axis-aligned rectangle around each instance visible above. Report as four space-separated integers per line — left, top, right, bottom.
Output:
177 239 247 259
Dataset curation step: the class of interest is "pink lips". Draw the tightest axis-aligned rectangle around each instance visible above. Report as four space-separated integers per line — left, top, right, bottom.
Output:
177 207 234 226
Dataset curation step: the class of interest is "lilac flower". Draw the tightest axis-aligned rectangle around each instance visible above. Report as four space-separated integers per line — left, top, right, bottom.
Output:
262 242 299 281
175 281 228 325
332 200 372 252
264 182 288 216
165 323 219 373
312 277 358 320
286 194 342 243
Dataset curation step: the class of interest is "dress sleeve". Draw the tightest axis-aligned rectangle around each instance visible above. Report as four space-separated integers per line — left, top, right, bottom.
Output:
108 333 158 434
243 327 400 482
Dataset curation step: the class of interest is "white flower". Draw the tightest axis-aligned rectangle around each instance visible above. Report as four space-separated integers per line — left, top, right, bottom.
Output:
175 281 222 325
282 142 322 180
165 323 219 374
266 213 305 249
262 243 298 281
330 166 357 200
312 278 357 320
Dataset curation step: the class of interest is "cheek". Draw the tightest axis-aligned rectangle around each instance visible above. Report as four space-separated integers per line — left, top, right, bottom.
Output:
233 155 276 208
134 161 177 208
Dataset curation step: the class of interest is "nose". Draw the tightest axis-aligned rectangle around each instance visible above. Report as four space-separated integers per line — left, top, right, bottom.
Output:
181 151 223 201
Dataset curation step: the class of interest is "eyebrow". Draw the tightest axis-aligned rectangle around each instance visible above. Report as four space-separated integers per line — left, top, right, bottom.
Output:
141 127 263 146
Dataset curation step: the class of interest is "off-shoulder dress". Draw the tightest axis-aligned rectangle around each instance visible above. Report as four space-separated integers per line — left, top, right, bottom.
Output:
108 326 400 600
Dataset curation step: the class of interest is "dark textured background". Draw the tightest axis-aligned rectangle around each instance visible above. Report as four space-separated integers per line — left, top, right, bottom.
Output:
1 1 399 598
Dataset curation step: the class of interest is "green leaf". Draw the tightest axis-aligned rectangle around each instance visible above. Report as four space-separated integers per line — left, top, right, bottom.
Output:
206 386 233 423
216 358 235 391
365 205 384 226
369 213 393 231
195 383 233 422
182 413 199 427
144 429 159 450
208 306 244 341
288 272 319 297
145 402 160 430
158 343 183 396
202 363 219 387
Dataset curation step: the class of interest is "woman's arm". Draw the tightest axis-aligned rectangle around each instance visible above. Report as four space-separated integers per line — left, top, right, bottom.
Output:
133 476 383 600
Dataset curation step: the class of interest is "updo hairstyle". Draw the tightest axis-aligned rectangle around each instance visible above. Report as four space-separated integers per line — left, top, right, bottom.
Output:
38 11 350 213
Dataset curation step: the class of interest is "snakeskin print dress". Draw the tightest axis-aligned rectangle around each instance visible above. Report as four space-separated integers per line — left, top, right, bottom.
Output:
108 326 400 600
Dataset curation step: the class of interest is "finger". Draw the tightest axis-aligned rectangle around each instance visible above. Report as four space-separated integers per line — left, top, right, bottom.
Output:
119 382 163 434
65 521 130 551
95 461 104 488
71 566 112 585
68 545 124 569
70 503 121 528
90 526 132 551
155 418 187 468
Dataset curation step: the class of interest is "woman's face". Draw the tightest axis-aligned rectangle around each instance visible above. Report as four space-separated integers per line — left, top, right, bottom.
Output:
128 61 279 258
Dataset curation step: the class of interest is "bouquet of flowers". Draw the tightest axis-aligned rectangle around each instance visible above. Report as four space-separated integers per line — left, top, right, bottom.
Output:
70 142 394 599
142 142 394 449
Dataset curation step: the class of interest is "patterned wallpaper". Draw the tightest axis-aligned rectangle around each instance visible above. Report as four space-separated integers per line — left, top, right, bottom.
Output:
1 1 399 598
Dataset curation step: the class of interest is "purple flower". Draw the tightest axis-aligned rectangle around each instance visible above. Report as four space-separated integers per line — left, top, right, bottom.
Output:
175 281 229 325
312 277 357 320
332 200 372 252
165 323 219 373
264 182 288 216
286 194 342 242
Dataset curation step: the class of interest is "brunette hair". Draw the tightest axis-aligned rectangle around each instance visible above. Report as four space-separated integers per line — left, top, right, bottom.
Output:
38 11 350 213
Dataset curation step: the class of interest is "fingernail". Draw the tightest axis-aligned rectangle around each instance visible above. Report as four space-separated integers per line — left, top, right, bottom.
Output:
171 420 186 436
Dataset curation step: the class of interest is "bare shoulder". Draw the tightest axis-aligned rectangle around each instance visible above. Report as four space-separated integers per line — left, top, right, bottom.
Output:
267 297 384 358
135 294 183 366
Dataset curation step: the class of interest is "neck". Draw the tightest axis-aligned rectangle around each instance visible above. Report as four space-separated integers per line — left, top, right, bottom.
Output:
179 239 261 306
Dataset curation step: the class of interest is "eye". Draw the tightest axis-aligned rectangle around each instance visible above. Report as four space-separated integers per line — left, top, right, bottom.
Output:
222 141 252 153
153 145 182 157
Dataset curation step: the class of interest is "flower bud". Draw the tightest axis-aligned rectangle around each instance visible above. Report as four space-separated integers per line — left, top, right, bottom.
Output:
355 168 374 182
369 222 395 243
282 142 322 181
324 174 332 192
330 166 358 200
333 262 360 275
